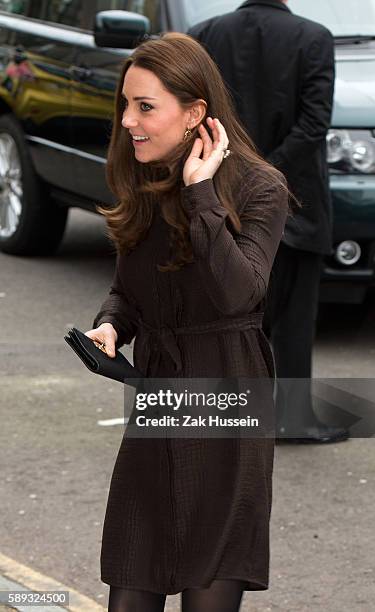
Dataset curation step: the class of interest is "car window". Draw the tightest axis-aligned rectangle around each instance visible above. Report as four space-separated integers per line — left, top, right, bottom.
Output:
0 0 81 21
43 0 85 27
0 0 30 14
94 0 161 34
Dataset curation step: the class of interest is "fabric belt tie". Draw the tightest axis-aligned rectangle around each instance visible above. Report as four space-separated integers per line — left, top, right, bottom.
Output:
138 312 264 374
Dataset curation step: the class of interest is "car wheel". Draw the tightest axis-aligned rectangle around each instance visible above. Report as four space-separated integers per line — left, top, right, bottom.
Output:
0 114 68 255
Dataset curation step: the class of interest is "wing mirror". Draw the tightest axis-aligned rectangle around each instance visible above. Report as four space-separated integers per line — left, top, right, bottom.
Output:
94 10 151 48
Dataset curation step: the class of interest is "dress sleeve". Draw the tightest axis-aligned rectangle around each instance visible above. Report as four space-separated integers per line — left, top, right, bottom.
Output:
181 176 288 316
92 255 138 347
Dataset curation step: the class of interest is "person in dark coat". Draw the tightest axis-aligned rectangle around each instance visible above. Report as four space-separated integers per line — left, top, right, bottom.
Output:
85 33 288 611
189 0 349 443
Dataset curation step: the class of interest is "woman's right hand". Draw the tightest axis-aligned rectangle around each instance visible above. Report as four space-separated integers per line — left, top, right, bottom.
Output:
85 323 118 358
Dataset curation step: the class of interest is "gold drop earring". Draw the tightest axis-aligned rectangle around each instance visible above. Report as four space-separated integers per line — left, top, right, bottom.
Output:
183 127 192 140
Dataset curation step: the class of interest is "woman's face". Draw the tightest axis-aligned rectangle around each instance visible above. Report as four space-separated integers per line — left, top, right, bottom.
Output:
121 65 192 163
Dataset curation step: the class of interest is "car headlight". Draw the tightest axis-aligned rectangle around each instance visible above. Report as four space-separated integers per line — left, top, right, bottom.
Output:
327 129 375 174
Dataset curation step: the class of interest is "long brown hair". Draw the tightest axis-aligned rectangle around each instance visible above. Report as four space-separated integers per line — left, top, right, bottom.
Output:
98 32 288 271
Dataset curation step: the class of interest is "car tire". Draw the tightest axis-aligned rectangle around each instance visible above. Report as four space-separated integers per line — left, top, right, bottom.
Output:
0 114 68 255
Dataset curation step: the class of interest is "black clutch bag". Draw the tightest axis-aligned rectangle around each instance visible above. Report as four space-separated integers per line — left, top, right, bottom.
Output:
64 327 142 386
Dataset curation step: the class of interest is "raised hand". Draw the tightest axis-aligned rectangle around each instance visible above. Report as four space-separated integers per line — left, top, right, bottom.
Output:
183 117 230 187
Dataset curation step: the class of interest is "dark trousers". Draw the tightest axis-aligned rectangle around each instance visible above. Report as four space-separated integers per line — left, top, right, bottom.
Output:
263 242 323 432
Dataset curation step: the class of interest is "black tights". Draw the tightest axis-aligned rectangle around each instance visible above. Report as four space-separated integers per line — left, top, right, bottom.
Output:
108 579 246 611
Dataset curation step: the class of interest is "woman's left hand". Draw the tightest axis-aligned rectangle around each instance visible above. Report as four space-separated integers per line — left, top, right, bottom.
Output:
183 117 230 187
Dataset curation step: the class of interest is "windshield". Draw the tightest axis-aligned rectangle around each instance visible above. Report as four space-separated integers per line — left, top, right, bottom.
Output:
183 0 375 37
288 0 375 36
183 0 240 28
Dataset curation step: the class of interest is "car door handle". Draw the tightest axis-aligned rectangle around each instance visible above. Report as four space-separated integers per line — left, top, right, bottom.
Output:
69 65 93 81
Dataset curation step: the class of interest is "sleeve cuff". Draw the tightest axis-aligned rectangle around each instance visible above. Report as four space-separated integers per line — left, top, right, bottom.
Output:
92 315 131 347
181 179 224 218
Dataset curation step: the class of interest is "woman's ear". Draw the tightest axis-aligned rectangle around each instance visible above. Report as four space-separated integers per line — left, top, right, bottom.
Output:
187 99 207 129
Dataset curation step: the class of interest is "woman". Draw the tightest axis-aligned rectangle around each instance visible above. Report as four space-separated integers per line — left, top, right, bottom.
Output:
86 33 288 612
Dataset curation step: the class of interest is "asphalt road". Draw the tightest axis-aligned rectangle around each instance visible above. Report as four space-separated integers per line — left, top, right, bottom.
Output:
1 208 374 611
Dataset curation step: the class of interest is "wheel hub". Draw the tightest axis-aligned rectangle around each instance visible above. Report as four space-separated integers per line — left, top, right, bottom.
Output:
0 133 23 239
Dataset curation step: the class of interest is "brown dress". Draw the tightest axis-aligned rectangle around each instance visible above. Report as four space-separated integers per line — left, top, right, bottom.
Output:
93 172 288 595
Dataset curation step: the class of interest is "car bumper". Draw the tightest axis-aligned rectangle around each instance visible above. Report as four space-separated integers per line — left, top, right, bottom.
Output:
321 174 375 301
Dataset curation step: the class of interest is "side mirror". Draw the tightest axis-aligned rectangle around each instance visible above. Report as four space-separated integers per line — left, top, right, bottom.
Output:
94 10 151 49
